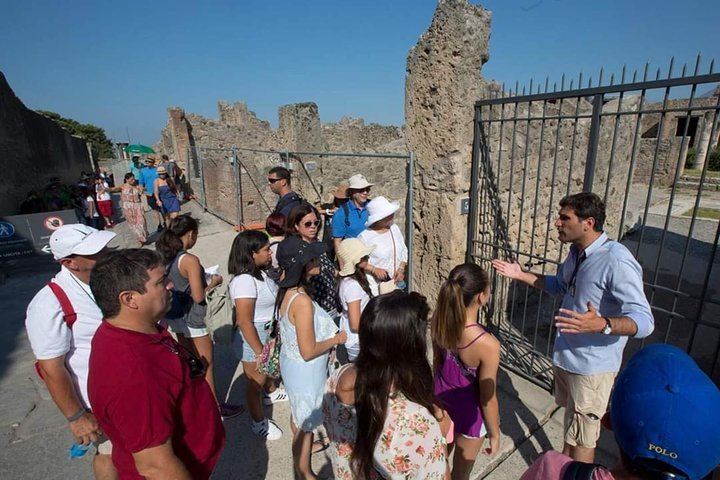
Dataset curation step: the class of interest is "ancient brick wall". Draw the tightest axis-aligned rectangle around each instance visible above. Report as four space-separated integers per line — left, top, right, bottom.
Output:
0 72 92 216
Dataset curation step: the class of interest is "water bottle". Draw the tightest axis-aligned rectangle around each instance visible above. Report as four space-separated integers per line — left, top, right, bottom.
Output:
396 280 407 290
69 442 91 459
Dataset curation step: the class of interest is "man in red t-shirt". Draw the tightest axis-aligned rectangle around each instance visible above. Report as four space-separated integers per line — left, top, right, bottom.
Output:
87 249 225 479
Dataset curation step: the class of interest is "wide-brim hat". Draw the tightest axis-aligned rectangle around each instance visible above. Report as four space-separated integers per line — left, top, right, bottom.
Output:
333 183 349 200
276 236 329 288
337 238 375 276
50 224 117 260
366 196 400 226
347 174 373 190
610 344 720 480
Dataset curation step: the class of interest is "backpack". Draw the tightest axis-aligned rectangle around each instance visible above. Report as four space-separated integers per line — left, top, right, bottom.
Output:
205 280 235 345
562 461 609 480
340 198 369 237
34 282 77 380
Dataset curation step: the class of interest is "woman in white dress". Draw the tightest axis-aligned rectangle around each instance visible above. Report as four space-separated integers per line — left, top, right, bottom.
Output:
275 236 347 479
357 196 409 295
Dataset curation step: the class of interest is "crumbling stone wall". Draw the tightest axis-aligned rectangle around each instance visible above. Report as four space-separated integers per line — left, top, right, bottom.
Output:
156 101 408 229
0 72 92 216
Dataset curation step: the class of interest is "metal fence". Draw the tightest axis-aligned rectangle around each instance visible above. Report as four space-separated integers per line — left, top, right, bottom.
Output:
467 56 720 390
185 145 416 289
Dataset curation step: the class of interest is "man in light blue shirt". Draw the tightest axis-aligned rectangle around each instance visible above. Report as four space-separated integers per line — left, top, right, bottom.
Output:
492 192 653 465
137 157 163 231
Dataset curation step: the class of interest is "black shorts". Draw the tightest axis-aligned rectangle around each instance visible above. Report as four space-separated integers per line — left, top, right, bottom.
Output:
146 196 161 211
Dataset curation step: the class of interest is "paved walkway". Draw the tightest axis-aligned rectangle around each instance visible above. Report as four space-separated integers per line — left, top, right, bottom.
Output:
7 189 717 478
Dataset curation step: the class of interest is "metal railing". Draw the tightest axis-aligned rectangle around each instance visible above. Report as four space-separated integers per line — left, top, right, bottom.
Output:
467 56 720 389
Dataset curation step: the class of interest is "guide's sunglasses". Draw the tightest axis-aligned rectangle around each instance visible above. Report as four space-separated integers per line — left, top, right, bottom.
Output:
352 187 371 194
267 177 282 184
159 339 206 378
302 220 321 228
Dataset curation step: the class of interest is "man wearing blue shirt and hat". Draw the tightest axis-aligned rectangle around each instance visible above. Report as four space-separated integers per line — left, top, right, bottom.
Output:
493 192 654 463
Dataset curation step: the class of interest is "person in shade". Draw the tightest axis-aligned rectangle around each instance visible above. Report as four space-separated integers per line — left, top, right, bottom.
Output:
268 166 303 217
520 344 720 480
88 249 225 480
25 224 117 480
492 192 654 463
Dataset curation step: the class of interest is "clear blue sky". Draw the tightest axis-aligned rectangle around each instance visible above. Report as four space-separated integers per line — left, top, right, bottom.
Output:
2 0 718 146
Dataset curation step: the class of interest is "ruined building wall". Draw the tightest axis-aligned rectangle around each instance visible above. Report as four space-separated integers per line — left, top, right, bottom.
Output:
0 72 91 216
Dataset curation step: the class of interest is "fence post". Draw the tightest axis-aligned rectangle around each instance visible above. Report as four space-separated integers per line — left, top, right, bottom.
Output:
232 147 242 226
466 106 482 263
198 147 207 209
583 94 603 192
406 152 415 291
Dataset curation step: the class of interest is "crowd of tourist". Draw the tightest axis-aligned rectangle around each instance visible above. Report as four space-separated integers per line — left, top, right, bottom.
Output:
22 164 720 480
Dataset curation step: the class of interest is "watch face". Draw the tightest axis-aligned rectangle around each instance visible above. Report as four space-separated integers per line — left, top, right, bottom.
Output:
602 322 612 335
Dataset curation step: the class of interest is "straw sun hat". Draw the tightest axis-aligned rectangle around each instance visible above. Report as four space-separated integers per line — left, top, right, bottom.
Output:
337 238 375 276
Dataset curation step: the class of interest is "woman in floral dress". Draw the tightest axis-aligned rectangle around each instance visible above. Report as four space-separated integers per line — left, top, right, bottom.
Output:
110 172 147 245
323 291 450 480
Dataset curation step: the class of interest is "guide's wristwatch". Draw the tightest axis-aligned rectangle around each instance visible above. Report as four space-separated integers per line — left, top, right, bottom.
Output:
601 317 612 335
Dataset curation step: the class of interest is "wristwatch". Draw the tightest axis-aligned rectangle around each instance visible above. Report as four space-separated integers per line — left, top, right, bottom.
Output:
601 317 612 335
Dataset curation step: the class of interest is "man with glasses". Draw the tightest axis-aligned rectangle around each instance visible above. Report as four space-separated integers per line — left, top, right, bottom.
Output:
25 224 117 479
268 166 303 217
332 174 373 251
492 192 654 464
88 249 224 480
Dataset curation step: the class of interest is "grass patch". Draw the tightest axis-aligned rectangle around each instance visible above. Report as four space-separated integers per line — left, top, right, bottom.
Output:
681 207 720 219
684 169 720 178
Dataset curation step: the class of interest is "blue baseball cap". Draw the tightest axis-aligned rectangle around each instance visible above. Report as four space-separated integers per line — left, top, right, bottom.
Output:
610 344 720 480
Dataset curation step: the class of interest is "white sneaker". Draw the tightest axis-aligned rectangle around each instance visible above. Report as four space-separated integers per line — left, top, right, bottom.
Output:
251 418 283 441
263 387 289 405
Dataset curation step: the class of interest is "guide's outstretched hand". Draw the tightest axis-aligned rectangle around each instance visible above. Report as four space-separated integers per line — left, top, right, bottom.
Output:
491 259 523 280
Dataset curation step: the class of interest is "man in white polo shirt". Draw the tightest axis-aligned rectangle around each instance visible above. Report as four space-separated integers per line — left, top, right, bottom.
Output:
25 224 117 479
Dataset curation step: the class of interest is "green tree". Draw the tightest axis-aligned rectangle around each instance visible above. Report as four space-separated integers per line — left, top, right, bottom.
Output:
36 110 114 159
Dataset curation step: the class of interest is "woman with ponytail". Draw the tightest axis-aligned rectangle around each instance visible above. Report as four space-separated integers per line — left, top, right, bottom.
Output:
156 214 243 419
432 263 501 479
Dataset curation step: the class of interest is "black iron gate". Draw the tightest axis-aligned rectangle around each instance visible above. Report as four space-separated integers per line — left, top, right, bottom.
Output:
466 57 720 390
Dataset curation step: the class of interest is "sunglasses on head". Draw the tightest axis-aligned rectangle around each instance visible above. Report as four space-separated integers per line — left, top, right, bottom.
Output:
302 220 321 228
267 177 281 184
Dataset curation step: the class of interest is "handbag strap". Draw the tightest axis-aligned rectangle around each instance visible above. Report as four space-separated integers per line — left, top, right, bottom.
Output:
390 228 397 272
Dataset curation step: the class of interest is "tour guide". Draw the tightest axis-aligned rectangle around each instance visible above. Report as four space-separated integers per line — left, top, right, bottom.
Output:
492 192 654 464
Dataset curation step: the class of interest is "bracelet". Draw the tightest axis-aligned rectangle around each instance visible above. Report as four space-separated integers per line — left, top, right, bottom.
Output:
66 407 87 422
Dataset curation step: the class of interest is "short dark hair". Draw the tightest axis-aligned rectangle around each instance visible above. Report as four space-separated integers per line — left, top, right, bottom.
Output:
285 203 320 237
228 230 269 279
161 154 169 161
90 249 164 319
265 212 286 237
268 166 291 186
559 192 605 232
123 172 134 182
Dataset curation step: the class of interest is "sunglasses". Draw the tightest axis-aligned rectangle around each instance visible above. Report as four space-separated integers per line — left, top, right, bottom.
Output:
267 177 282 184
159 338 206 378
353 188 371 193
302 220 321 228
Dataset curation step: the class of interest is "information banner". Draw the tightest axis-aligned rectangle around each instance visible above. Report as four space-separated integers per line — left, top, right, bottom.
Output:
0 210 80 262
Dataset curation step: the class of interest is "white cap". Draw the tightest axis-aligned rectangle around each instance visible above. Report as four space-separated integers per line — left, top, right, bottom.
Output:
347 174 373 190
49 224 117 260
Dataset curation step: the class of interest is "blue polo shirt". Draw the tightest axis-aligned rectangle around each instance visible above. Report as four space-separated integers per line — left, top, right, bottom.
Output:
544 233 654 375
138 166 158 196
332 200 368 239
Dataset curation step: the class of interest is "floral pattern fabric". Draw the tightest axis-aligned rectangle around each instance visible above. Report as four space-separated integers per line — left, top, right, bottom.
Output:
323 367 447 480
120 185 147 243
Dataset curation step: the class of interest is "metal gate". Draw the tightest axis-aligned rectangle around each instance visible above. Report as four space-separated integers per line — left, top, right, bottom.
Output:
466 57 720 390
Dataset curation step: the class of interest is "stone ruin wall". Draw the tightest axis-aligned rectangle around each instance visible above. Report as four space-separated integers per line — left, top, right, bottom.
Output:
154 101 408 233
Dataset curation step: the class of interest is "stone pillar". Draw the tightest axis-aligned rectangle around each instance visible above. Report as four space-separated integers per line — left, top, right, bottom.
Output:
694 111 716 172
405 0 492 301
168 107 191 175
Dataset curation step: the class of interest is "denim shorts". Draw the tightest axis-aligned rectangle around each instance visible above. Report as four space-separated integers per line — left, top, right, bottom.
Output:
232 322 270 362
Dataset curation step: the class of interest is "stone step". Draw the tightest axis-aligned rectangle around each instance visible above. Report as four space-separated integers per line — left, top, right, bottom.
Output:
679 174 720 185
674 180 720 191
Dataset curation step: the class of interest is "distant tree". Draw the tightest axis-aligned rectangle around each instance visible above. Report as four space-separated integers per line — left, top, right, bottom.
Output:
36 110 114 159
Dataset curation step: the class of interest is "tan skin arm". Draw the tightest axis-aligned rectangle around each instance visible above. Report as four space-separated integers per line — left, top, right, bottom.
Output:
37 356 102 444
291 294 346 362
153 179 162 205
132 438 191 480
333 238 342 253
178 254 207 304
234 298 263 356
464 335 502 455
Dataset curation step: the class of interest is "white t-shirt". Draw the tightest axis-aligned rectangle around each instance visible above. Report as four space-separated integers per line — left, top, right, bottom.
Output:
25 267 104 408
357 224 408 296
229 271 278 324
338 278 370 361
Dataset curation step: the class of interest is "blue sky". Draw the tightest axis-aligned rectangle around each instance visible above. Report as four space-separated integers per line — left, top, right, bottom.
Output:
1 0 718 147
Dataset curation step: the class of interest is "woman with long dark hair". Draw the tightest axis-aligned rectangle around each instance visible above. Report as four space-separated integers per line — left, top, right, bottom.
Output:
283 203 340 322
276 236 347 479
108 172 147 246
156 214 243 419
432 263 501 479
228 230 285 441
323 291 449 480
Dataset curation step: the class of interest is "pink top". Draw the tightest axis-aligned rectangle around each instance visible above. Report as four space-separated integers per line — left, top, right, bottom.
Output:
520 451 614 480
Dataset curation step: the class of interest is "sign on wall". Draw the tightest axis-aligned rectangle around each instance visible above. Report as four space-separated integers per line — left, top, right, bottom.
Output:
0 210 80 262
